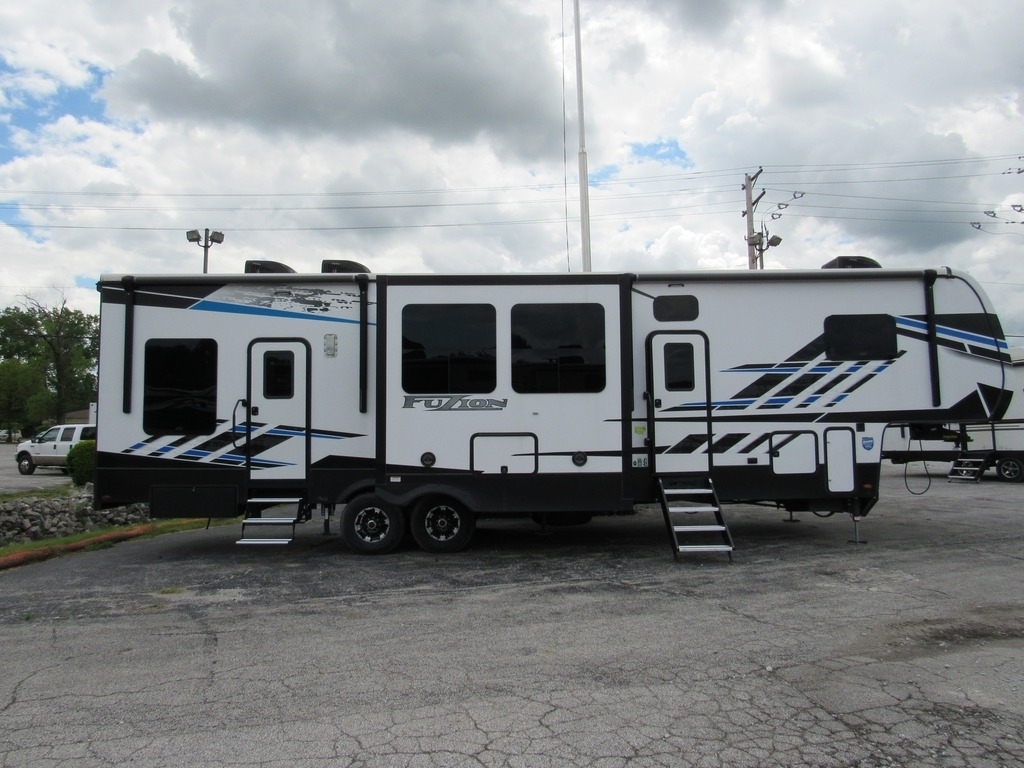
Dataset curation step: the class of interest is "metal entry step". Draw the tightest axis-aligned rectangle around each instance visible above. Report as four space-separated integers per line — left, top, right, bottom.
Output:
237 497 305 545
657 477 734 561
947 452 993 483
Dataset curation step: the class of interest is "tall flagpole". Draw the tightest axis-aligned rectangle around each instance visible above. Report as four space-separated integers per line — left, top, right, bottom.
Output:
573 0 592 272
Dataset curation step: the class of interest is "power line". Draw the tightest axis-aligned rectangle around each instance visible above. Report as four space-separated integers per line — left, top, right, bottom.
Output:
0 154 1019 234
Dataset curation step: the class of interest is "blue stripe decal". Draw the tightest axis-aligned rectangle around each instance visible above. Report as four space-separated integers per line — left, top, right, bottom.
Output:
192 300 372 325
897 317 1008 351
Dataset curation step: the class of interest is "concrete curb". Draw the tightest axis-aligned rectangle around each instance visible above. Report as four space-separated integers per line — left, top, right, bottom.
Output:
0 524 156 571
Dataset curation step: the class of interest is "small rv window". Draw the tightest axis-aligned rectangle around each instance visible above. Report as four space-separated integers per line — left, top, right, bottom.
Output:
402 304 497 394
144 339 218 435
664 343 696 391
653 295 699 322
263 351 294 399
511 303 606 394
824 315 898 361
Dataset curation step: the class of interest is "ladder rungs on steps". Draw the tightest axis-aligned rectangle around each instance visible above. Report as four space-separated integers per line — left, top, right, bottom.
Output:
237 497 306 545
657 477 734 562
947 452 993 483
237 538 293 546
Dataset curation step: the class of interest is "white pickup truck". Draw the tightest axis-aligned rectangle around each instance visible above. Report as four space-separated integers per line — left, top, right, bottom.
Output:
16 424 97 475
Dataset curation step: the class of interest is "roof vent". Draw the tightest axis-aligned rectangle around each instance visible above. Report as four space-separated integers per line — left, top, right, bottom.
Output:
321 259 370 273
821 256 881 269
244 260 296 274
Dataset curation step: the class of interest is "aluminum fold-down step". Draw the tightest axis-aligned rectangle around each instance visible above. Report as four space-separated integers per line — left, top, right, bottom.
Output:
237 497 305 545
657 477 734 562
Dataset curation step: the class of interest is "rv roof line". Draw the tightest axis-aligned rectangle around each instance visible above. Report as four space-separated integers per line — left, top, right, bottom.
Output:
97 266 956 287
635 267 954 283
99 272 372 285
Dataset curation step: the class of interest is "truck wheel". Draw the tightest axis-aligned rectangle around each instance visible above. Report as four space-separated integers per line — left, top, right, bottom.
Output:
341 494 404 554
17 454 35 475
410 499 475 553
996 456 1024 483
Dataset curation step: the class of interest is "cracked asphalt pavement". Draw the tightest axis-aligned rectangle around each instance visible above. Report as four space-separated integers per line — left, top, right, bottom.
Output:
1 464 1022 767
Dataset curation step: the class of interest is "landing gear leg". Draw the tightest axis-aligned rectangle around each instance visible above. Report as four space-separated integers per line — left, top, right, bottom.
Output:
321 503 335 535
848 507 867 545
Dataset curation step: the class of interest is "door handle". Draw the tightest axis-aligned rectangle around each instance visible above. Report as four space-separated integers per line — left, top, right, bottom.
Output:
232 398 248 447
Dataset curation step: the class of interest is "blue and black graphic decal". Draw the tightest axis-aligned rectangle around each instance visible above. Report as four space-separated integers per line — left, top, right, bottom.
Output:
121 422 365 469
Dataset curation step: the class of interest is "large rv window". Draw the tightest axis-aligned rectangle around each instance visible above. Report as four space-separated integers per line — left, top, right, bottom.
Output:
654 295 699 322
511 303 606 394
664 343 696 391
263 351 294 399
402 304 497 394
824 315 898 360
143 339 218 435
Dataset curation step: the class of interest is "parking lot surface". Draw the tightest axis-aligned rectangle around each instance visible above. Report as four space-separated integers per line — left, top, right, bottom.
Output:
0 463 1022 767
0 442 73 494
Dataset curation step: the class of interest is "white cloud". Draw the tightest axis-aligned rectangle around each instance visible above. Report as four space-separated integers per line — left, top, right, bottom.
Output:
0 0 1021 337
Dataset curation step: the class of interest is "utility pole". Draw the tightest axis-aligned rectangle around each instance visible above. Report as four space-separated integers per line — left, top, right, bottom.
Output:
743 168 765 270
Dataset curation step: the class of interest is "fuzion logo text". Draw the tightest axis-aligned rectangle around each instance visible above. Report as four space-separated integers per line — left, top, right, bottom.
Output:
403 396 509 411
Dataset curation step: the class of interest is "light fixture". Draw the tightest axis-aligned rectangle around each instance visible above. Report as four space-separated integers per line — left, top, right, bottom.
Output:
186 228 225 273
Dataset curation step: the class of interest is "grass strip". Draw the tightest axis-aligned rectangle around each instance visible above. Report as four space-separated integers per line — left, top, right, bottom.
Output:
0 518 237 571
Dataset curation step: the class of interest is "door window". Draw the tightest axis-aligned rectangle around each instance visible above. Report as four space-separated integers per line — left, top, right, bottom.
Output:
263 350 295 399
663 343 696 391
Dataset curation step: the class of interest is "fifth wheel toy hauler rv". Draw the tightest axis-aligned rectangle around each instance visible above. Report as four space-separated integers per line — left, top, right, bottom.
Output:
882 347 1024 482
94 265 1013 556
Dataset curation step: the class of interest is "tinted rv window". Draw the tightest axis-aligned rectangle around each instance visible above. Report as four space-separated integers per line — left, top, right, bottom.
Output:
824 315 898 360
664 343 696 391
511 303 606 393
143 339 218 435
653 295 699 322
402 304 497 394
263 350 294 399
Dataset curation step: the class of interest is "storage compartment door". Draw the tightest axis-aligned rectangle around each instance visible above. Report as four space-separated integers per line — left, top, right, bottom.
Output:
770 431 817 475
825 428 856 492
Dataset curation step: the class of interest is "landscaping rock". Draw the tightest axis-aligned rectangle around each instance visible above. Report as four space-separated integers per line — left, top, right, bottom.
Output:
0 485 149 546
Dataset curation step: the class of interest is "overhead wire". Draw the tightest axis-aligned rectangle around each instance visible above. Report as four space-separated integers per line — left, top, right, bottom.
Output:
0 154 1019 234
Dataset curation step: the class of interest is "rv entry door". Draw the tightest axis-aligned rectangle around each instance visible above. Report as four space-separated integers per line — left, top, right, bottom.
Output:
648 333 712 475
245 340 310 484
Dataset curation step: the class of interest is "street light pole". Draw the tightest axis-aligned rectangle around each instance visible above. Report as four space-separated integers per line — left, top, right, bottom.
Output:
186 228 224 273
573 0 592 272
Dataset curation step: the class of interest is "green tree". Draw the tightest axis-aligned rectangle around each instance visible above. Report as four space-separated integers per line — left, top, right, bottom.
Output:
0 296 99 424
0 359 43 440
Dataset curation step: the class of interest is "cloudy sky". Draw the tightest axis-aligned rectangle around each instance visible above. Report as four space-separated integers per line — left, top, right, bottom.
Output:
1 0 1022 334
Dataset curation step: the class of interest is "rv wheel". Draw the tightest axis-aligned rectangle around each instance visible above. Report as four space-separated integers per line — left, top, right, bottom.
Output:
341 494 404 554
996 456 1024 483
410 499 475 553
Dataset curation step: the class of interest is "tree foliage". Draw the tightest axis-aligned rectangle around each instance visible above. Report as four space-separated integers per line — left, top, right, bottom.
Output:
0 296 99 427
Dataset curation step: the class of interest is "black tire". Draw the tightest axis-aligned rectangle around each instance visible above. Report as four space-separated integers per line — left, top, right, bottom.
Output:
341 494 404 554
17 454 35 475
996 456 1024 483
410 499 475 553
